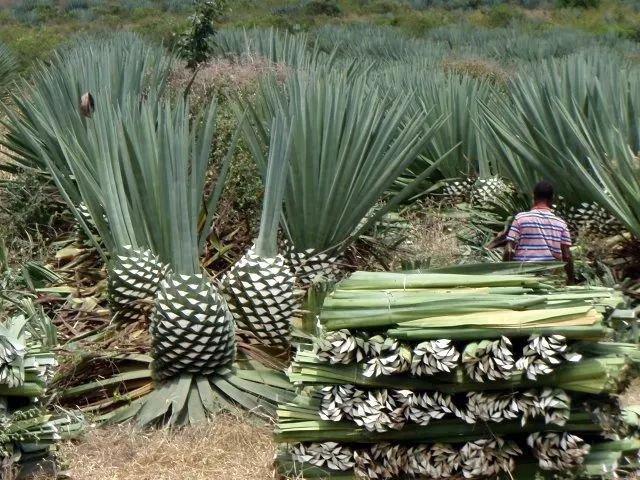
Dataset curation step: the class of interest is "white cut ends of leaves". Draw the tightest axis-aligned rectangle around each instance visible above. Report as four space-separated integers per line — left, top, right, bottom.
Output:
516 335 582 380
528 432 591 471
292 438 521 479
462 336 515 382
313 329 370 365
411 339 460 376
318 385 571 431
363 336 411 378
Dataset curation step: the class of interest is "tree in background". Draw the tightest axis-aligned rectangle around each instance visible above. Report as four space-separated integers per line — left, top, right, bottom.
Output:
177 0 227 70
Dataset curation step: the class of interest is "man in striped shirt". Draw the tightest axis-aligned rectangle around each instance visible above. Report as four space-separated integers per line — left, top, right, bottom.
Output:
504 181 575 284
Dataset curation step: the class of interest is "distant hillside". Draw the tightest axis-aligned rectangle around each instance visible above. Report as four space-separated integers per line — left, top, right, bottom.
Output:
0 0 638 69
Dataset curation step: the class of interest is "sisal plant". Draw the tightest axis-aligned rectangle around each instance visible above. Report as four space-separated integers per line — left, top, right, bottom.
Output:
485 52 640 240
239 69 448 287
0 41 17 100
2 33 299 428
222 112 299 354
0 299 81 477
48 94 296 427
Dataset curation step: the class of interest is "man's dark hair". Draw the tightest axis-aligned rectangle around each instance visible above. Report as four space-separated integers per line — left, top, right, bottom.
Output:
533 181 554 203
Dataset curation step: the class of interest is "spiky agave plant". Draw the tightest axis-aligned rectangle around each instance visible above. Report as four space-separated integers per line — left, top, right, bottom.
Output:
398 72 496 180
95 97 291 426
377 66 514 205
1 33 172 180
138 99 238 386
38 93 172 324
240 70 446 286
98 95 233 327
1 35 175 323
0 41 17 100
0 299 57 398
222 113 299 353
0 299 82 475
485 52 640 238
40 87 291 425
214 27 332 69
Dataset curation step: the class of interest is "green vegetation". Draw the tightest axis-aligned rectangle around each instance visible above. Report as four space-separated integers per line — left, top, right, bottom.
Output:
1 0 640 71
176 0 227 69
0 41 17 96
1 0 640 477
240 68 446 282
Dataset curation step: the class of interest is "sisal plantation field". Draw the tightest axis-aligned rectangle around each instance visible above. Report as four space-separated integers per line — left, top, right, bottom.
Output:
1 1 640 479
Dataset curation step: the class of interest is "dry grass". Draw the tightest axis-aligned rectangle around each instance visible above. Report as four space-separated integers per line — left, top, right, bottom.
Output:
169 56 289 106
0 121 15 182
44 414 278 480
621 381 640 480
390 203 465 270
621 378 640 407
442 57 512 85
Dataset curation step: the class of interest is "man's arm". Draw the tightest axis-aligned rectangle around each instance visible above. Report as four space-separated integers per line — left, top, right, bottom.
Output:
560 222 574 285
503 216 520 262
561 244 575 285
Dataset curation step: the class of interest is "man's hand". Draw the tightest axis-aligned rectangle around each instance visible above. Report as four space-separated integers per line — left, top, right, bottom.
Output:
503 241 515 262
561 244 576 285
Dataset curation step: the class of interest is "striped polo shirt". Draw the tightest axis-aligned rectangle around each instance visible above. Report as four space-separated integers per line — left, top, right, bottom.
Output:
506 208 571 262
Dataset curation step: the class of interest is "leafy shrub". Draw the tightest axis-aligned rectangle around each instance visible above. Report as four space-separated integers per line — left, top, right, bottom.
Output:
0 174 68 262
132 14 189 46
303 0 341 16
626 25 640 42
369 0 405 14
0 25 69 66
485 4 524 27
557 0 600 8
396 10 454 35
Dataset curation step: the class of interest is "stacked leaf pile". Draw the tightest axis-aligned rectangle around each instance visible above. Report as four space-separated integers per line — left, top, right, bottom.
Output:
0 300 81 476
276 271 640 479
